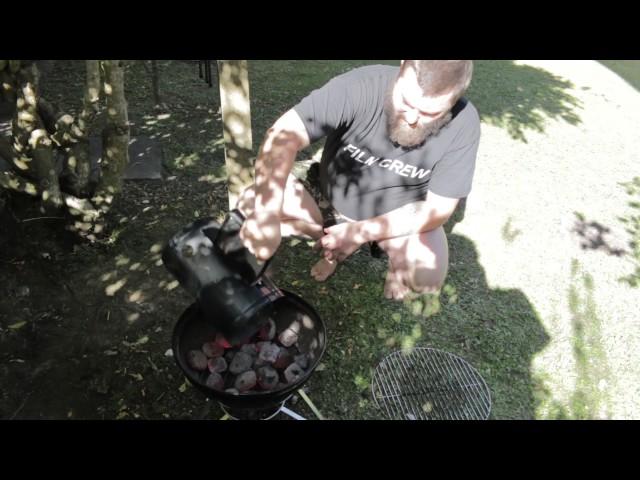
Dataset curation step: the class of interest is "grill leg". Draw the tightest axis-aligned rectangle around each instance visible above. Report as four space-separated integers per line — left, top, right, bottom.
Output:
298 389 325 420
280 406 306 420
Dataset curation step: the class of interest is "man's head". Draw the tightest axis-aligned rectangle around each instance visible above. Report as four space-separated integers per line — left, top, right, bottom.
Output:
385 60 473 148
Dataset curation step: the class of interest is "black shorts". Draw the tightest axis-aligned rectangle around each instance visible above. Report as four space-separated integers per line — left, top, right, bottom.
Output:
297 162 350 229
297 162 386 258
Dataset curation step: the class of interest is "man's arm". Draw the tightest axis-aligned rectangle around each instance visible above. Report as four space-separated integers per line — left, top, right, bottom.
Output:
359 190 459 242
253 109 310 216
319 191 459 261
239 109 311 261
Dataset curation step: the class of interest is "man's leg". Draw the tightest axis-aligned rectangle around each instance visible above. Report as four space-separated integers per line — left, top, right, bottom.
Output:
377 227 449 300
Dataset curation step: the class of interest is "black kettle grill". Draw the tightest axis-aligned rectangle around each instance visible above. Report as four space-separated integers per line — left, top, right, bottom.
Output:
172 291 326 415
162 210 327 417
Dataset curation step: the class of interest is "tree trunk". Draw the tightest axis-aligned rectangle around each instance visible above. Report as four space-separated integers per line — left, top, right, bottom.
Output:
36 97 62 135
64 138 91 196
0 61 104 234
77 60 101 193
30 133 62 208
11 62 63 208
64 60 100 196
94 60 129 211
217 60 254 210
81 60 101 127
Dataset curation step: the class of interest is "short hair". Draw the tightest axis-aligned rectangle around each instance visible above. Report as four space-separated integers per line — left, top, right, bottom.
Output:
401 60 474 104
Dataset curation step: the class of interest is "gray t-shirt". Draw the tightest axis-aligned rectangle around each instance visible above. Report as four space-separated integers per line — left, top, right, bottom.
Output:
293 65 481 221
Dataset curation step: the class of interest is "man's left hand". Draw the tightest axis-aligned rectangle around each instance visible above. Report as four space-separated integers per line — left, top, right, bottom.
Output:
316 222 366 262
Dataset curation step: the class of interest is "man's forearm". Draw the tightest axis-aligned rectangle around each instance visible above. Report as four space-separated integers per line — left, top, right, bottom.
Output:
356 200 450 243
253 129 300 217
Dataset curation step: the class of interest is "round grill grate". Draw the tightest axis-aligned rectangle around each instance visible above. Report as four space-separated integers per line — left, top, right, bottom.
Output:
371 348 491 420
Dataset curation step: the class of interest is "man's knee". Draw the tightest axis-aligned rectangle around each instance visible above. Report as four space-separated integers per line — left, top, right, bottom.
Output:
410 262 448 293
411 230 448 293
380 228 449 294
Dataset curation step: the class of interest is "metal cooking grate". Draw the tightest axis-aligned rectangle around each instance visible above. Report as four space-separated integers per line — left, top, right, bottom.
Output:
371 348 491 420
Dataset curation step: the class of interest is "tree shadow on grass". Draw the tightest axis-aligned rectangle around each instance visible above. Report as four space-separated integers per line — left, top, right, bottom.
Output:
401 233 552 419
571 211 627 257
468 60 583 143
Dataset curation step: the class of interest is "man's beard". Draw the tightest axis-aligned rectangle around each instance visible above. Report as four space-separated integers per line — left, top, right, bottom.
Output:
384 90 453 149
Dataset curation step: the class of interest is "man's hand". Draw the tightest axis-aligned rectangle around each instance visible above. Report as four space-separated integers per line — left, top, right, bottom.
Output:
316 222 366 262
239 211 281 262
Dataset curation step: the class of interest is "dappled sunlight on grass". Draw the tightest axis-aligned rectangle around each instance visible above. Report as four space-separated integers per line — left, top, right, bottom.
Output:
353 373 369 393
115 254 130 267
96 237 177 304
100 270 117 282
128 289 144 303
149 242 163 254
405 293 443 318
105 277 127 296
388 283 458 322
117 61 227 173
174 152 200 169
399 324 423 352
197 173 227 185
203 136 225 155
87 231 186 333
